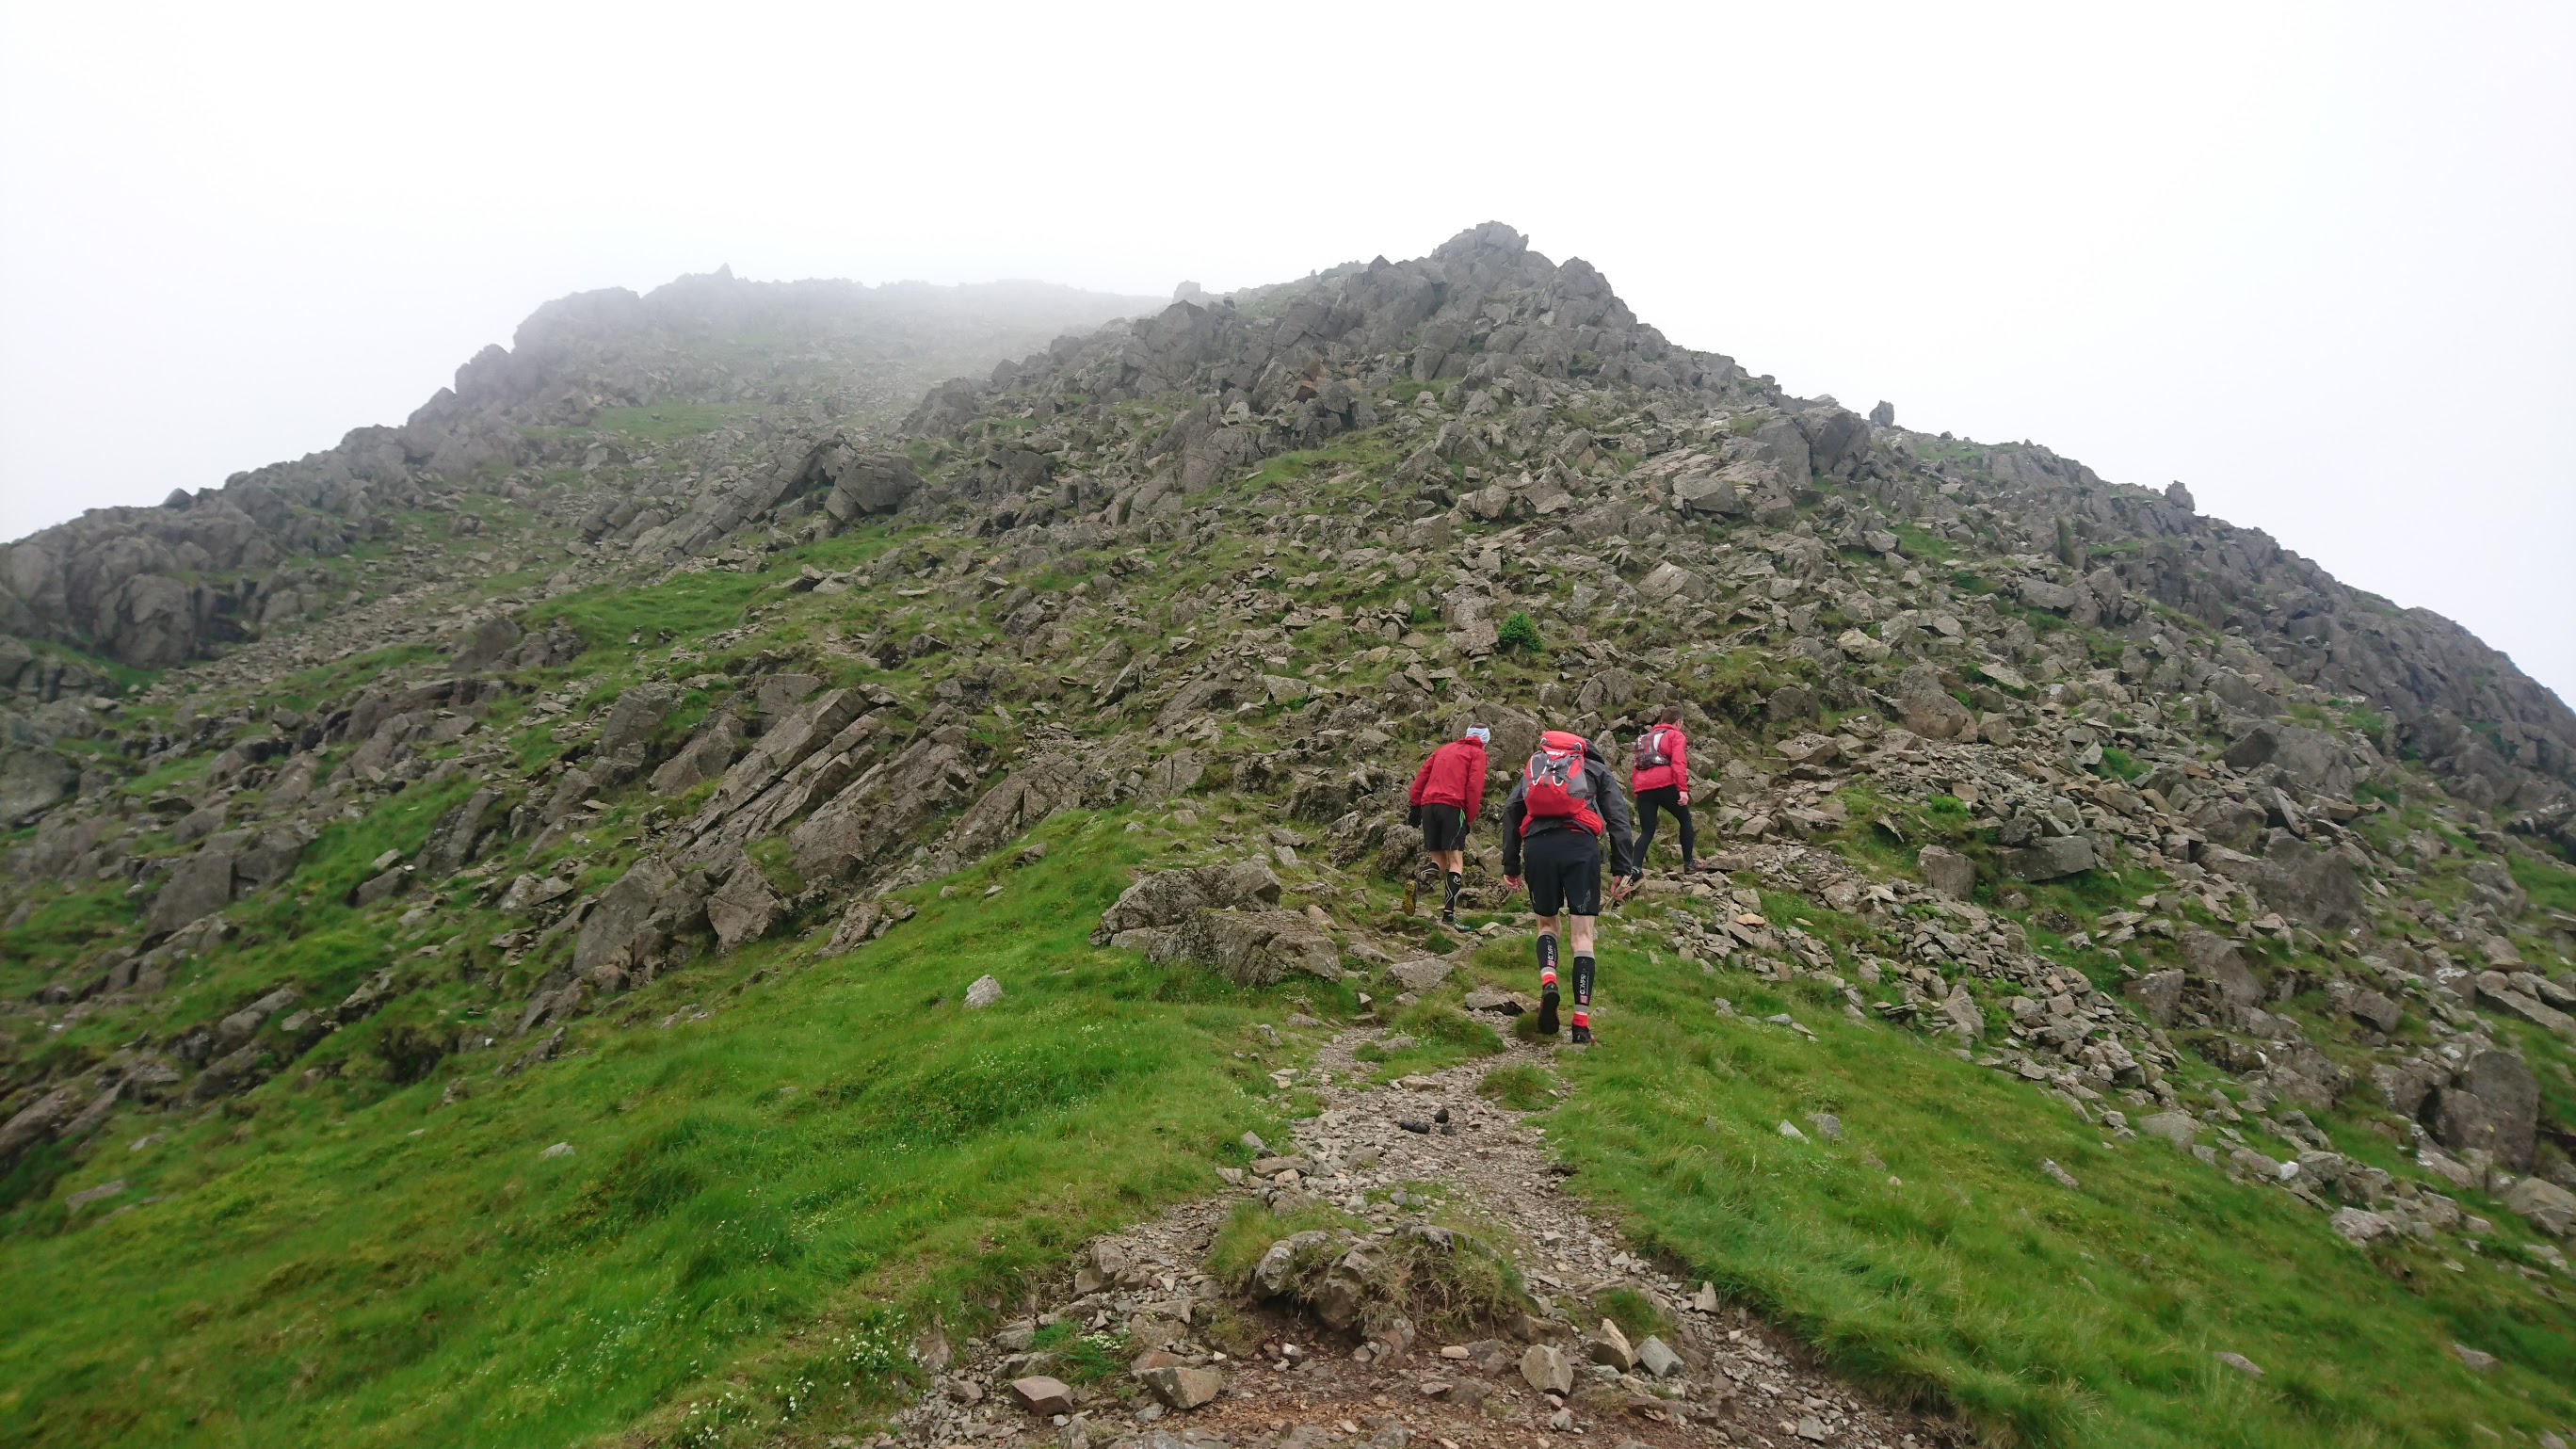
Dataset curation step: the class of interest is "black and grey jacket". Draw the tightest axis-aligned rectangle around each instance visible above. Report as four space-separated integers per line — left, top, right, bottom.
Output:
1499 739 1638 878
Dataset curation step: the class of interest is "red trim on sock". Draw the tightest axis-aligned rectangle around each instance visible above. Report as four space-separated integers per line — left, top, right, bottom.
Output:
1570 1011 1589 1027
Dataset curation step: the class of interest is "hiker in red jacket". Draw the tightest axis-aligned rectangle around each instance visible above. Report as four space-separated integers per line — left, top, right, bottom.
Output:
1630 704 1709 874
1502 730 1638 1046
1408 726 1489 929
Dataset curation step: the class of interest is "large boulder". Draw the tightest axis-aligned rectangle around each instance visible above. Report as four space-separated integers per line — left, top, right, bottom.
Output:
821 449 922 520
2181 928 2262 1020
1892 666 1973 740
0 746 77 825
2001 833 2095 881
2123 970 2184 1026
574 859 678 975
145 846 236 939
1093 862 1282 940
2423 1049 2538 1169
596 683 679 758
1917 845 1976 899
2504 1176 2576 1237
705 857 782 953
452 614 524 670
1795 407 1871 478
1202 910 1343 987
1094 863 1335 985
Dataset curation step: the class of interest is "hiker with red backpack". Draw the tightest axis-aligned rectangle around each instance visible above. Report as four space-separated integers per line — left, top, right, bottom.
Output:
1500 730 1639 1046
1407 725 1490 930
1630 704 1709 875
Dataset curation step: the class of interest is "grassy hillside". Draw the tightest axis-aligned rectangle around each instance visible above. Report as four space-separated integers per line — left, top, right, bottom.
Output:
1450 926 2576 1447
0 811 1329 1447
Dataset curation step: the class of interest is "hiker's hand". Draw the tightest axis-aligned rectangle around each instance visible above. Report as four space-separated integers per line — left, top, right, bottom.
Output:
1608 876 1631 904
1678 790 1689 807
1504 875 1522 892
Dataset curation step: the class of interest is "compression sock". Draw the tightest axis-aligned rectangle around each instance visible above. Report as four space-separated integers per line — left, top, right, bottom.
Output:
1536 933 1561 1035
1571 954 1595 1030
1444 871 1462 913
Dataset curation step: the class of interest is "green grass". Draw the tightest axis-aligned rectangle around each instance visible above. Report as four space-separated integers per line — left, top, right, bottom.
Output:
0 813 1309 1449
589 403 761 443
2508 852 2576 915
1475 1064 1555 1112
1533 940 2576 1447
1592 1284 1673 1344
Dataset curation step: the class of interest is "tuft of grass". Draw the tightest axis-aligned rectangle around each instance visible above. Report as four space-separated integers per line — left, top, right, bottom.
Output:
1592 1284 1673 1345
1476 1064 1555 1112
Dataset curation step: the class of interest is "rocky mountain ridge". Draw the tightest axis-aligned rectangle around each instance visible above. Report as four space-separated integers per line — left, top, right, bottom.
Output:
3 223 2573 1447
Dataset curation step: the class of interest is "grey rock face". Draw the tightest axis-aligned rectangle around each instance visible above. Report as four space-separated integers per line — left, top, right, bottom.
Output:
2220 724 2353 797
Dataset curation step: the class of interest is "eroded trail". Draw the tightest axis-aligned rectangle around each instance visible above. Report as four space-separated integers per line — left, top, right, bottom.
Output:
889 1021 1941 1449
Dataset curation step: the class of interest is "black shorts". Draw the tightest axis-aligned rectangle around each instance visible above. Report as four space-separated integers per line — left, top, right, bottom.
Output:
1419 804 1469 853
1521 827 1602 918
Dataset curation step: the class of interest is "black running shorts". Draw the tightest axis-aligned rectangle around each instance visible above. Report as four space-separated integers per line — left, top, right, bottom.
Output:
1419 804 1469 852
1521 827 1602 918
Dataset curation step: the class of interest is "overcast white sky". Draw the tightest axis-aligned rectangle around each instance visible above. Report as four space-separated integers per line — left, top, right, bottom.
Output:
3 2 2570 702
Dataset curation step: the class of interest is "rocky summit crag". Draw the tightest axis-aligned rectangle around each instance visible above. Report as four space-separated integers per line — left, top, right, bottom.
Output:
3 224 2574 1448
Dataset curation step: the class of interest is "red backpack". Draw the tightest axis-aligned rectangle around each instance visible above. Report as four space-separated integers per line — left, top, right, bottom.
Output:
1633 724 1676 773
1521 730 1604 836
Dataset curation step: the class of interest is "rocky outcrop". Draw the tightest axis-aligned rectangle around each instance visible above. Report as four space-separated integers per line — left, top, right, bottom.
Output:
1091 863 1341 986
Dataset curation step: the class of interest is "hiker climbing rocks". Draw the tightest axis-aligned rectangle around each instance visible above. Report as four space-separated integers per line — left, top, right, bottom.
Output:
1408 725 1489 929
1630 703 1707 875
1501 730 1638 1045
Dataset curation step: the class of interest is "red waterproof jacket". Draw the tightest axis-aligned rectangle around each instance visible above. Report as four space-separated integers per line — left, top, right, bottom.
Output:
1409 738 1489 825
1631 723 1688 795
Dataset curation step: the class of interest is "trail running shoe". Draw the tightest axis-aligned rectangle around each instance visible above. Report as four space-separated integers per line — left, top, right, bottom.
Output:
1536 986 1560 1037
1441 909 1459 930
1570 1024 1594 1046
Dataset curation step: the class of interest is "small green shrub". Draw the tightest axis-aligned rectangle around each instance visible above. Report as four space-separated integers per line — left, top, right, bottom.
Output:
1496 613 1542 654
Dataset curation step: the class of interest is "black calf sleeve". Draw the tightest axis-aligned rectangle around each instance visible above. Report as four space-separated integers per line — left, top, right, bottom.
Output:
1572 954 1595 1006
